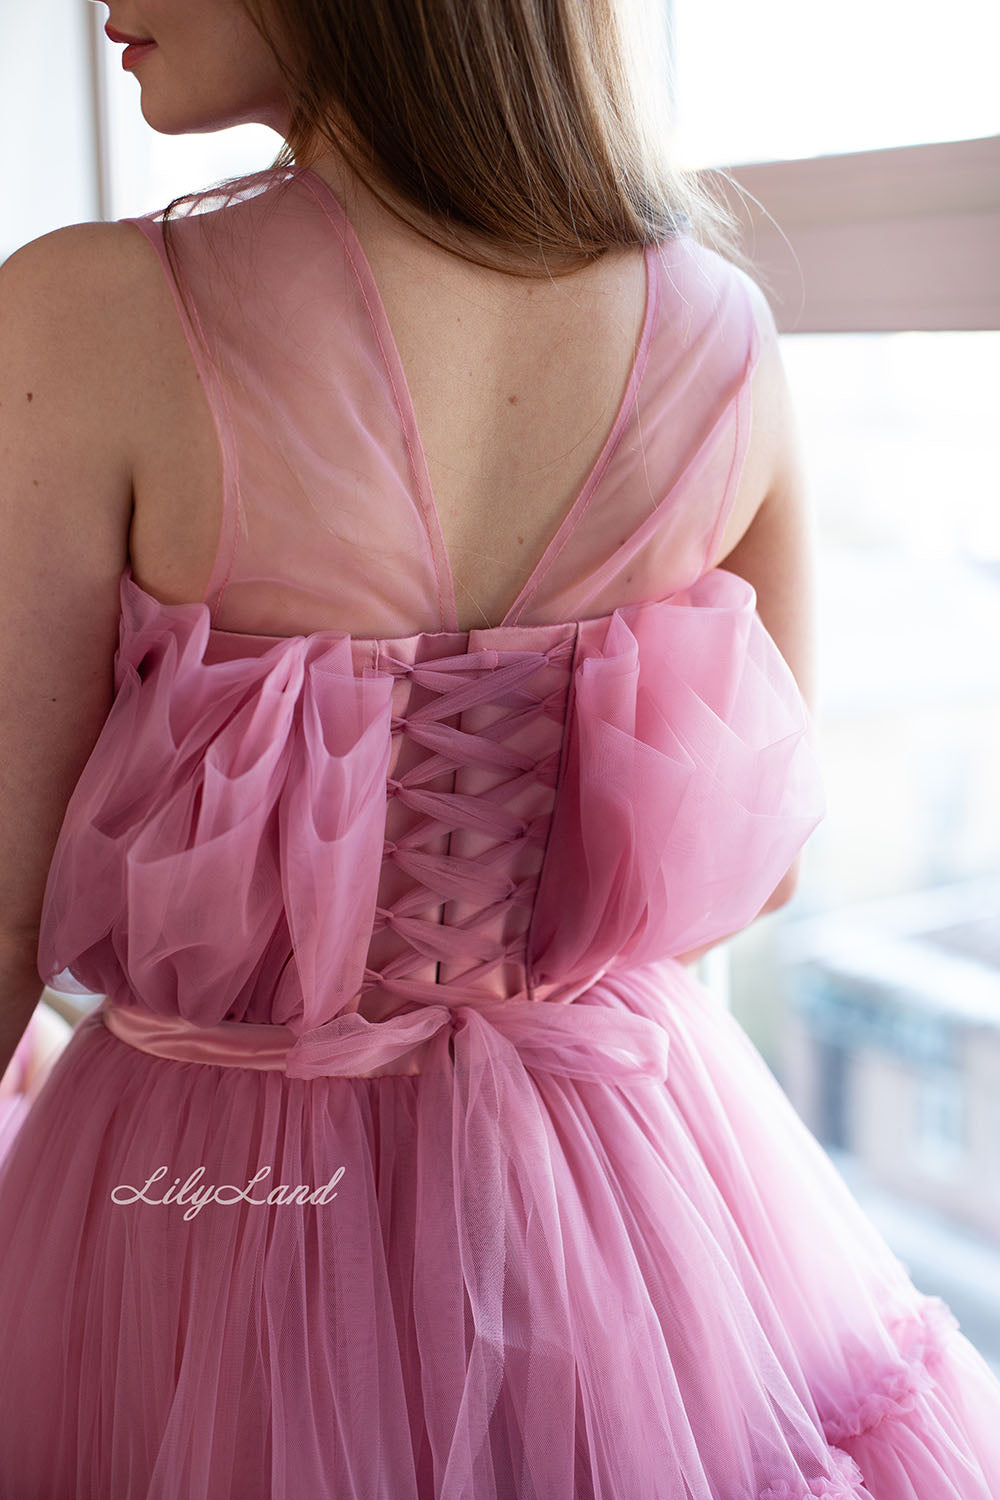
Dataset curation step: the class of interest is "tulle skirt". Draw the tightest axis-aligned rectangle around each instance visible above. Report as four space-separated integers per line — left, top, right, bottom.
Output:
0 957 998 1499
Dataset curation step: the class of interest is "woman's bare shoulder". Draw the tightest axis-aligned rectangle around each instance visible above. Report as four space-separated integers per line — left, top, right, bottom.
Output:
1 219 170 398
0 218 154 439
3 217 197 457
2 218 151 299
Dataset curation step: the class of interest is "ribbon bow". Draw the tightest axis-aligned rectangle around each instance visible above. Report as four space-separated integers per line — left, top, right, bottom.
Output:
284 998 671 1084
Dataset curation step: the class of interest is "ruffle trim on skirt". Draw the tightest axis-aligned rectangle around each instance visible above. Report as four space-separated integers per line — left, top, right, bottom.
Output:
820 1296 959 1448
760 1294 1000 1500
757 1443 867 1499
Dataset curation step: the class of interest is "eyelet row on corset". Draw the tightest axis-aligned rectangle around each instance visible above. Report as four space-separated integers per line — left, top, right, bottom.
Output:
382 827 531 855
375 637 574 679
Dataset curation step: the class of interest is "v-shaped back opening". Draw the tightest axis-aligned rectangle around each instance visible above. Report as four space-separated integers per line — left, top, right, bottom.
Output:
294 167 661 632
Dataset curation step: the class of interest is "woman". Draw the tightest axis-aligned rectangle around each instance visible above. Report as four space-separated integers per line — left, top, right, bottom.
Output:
1 0 998 1495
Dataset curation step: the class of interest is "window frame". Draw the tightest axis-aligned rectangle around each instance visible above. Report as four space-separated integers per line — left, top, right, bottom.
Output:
708 134 1000 334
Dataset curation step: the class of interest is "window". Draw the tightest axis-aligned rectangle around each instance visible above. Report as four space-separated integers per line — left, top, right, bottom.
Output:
669 0 1000 168
670 0 1000 1376
914 1067 966 1177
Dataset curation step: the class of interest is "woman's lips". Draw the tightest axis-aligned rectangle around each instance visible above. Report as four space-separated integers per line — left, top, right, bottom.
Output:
120 40 158 70
104 22 156 44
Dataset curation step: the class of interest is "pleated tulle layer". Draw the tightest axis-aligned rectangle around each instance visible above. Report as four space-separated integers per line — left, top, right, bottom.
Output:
35 564 826 1027
1 958 998 1500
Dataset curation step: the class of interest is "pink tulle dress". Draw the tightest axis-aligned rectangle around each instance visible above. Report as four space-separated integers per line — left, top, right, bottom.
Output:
0 165 997 1499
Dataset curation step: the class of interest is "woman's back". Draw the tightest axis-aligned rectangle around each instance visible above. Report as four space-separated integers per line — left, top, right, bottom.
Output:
31 162 812 1020
122 159 774 636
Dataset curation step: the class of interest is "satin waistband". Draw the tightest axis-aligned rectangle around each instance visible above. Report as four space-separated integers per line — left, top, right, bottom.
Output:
96 977 671 1086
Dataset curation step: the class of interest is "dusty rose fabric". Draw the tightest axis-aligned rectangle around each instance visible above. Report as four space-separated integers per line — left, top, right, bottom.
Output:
1 164 998 1498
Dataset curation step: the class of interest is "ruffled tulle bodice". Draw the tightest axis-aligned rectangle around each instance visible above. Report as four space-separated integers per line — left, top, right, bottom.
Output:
37 560 824 1082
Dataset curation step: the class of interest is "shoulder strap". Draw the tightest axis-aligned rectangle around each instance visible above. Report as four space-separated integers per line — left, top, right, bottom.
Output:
512 233 762 624
120 168 445 637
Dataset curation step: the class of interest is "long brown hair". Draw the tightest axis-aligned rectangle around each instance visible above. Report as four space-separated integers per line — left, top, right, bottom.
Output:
165 0 754 282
